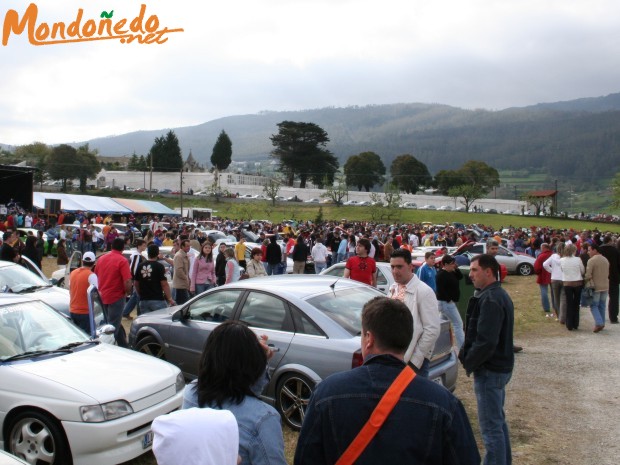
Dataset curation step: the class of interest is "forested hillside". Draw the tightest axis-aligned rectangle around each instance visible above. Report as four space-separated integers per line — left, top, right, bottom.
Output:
77 93 620 180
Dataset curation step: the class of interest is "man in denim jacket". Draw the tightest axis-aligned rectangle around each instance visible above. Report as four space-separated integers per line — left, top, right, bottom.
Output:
295 297 480 465
459 254 515 465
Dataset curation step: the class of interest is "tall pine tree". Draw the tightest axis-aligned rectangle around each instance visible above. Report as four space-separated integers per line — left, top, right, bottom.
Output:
211 130 233 171
150 130 182 172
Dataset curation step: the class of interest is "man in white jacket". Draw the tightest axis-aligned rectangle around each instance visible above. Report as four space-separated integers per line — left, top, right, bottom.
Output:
388 248 440 377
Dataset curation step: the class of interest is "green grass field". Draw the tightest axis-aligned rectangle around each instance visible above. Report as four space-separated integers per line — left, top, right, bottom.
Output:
135 194 620 233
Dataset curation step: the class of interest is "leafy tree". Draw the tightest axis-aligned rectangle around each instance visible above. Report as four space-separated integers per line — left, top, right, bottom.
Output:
435 169 466 195
458 160 500 192
211 130 233 171
14 142 51 187
75 144 101 192
390 154 432 194
448 185 487 212
270 121 338 188
263 178 282 206
344 151 386 192
321 174 348 206
127 152 140 171
47 144 78 191
137 155 148 171
150 130 182 172
314 206 324 225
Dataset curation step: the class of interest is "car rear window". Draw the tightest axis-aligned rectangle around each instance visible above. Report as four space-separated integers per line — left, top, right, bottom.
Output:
306 287 381 336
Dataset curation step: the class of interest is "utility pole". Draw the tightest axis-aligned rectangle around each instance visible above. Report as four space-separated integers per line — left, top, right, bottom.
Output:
180 166 184 218
149 151 153 198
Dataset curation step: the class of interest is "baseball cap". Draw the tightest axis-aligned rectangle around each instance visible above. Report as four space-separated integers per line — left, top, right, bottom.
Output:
82 252 96 263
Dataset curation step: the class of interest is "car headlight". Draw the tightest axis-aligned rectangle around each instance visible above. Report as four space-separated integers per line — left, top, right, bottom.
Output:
175 372 185 392
80 400 134 422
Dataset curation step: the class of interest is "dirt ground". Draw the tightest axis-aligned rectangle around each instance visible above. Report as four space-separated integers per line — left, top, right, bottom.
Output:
41 259 620 464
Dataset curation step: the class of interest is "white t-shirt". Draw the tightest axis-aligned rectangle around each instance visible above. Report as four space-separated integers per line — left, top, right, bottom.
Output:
153 408 238 465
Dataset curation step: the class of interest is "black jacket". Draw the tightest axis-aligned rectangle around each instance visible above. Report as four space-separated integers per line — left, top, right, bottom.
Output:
292 242 309 262
599 244 620 283
459 281 514 375
436 267 463 302
265 241 282 265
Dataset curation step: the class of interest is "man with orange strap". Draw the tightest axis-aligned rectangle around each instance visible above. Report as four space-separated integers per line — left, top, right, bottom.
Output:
295 297 479 465
69 252 98 334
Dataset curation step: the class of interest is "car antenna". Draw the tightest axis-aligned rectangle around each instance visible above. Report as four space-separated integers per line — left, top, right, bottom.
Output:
330 279 339 297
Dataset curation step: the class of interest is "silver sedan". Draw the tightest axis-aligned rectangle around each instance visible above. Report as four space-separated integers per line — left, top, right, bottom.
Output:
129 275 457 430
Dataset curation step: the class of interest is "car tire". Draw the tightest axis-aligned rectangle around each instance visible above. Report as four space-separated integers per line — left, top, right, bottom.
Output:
135 335 166 360
8 410 72 465
518 263 533 276
275 373 315 431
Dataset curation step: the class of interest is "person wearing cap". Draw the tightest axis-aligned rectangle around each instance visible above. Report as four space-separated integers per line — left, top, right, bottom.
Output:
69 252 98 333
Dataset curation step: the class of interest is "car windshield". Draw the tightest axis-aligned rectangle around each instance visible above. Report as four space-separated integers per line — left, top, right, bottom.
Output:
0 265 51 293
0 300 90 361
306 287 380 336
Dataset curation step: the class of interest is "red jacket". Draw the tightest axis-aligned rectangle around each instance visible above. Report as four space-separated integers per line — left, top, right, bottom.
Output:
534 249 552 285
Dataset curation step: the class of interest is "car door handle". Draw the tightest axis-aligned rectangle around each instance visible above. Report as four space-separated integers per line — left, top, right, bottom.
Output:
268 344 280 352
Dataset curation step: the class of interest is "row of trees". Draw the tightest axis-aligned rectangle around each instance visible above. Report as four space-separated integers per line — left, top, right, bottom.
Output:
269 120 501 210
13 142 100 192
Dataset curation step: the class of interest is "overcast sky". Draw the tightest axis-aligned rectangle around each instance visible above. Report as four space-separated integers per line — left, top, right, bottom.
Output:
2 0 620 146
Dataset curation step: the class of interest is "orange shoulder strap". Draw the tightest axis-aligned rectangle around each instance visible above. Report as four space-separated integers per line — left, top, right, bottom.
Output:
335 365 416 465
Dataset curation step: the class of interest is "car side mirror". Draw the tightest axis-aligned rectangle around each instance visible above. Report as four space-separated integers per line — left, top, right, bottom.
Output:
171 308 185 322
50 278 58 285
97 324 116 335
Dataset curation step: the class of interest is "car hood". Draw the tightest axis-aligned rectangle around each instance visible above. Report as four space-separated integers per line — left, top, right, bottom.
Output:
9 343 179 404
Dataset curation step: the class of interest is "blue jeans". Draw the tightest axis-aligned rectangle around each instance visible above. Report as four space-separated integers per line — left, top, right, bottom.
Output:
122 290 140 317
194 283 213 295
438 300 464 349
265 263 277 275
539 284 550 312
314 262 327 274
590 290 608 327
139 300 168 314
474 368 512 465
104 297 128 347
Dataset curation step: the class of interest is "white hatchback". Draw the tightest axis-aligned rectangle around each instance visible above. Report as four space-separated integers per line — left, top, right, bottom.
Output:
0 295 184 465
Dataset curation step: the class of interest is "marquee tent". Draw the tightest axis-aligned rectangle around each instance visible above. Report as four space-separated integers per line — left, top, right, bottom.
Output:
33 192 178 215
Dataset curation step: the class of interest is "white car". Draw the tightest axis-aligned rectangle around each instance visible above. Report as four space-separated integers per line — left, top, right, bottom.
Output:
304 198 320 203
437 205 453 211
0 295 185 465
343 200 359 206
419 205 437 210
1 259 71 317
400 202 417 209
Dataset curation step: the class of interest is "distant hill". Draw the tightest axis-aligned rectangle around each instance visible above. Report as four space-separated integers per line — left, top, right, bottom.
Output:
72 92 620 179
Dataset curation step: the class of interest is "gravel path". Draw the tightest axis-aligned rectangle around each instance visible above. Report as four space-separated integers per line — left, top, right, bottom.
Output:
500 310 619 464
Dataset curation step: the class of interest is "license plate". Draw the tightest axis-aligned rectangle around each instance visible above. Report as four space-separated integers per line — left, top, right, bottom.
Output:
432 376 443 386
142 431 154 449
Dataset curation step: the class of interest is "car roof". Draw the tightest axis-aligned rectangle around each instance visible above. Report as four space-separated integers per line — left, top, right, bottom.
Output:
220 275 374 300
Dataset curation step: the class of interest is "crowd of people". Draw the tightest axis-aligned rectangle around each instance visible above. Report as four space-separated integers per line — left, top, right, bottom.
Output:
3 207 620 464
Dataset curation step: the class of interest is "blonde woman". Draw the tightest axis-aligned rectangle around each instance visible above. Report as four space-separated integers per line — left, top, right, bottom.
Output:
560 244 584 331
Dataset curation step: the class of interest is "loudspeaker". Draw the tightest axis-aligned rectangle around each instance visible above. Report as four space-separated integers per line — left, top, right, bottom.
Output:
45 199 61 215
